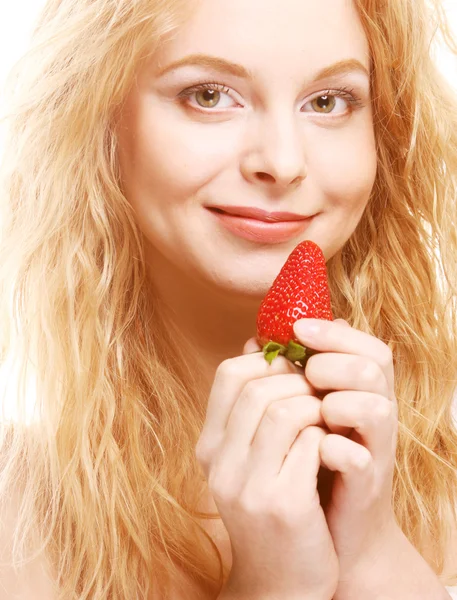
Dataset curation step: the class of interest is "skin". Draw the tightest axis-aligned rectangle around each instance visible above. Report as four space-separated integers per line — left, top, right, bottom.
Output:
116 1 455 597
116 0 377 391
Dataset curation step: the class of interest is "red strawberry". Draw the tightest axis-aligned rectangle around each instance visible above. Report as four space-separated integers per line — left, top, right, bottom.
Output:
256 240 333 366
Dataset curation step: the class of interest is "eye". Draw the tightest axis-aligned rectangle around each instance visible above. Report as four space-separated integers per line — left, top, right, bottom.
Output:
177 83 238 110
177 82 365 114
303 89 364 115
195 88 233 109
307 94 339 114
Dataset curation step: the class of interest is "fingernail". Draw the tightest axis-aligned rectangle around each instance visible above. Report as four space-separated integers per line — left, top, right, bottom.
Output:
294 319 321 337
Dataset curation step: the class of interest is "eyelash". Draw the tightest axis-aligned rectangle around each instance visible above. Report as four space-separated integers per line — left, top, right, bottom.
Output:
177 81 366 113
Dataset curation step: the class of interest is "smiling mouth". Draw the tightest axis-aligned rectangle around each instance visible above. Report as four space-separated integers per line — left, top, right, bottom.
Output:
206 207 315 244
206 206 310 223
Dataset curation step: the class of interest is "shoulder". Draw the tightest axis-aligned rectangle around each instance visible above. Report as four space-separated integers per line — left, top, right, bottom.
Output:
0 487 57 600
442 521 457 586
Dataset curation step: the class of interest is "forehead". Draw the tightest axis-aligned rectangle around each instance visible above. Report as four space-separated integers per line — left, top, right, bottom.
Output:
155 0 370 77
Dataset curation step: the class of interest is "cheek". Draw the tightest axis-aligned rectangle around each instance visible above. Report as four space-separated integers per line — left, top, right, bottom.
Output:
312 122 377 211
117 97 239 200
307 121 377 255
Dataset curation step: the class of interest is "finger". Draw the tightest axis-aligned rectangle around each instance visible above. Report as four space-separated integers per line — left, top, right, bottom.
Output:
319 433 375 502
292 319 395 402
321 391 398 462
305 352 390 398
197 355 317 473
280 426 328 497
225 374 317 448
209 393 321 495
203 353 302 439
248 395 325 477
333 318 351 327
242 337 262 355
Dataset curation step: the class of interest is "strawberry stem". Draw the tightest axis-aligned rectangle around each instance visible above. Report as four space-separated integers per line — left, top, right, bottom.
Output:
262 340 320 368
285 340 307 363
262 341 287 365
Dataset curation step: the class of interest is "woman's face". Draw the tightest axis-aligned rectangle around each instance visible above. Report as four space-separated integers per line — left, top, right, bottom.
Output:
116 0 377 297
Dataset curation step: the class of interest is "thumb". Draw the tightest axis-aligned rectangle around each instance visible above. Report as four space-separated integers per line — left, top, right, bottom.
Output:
242 336 262 355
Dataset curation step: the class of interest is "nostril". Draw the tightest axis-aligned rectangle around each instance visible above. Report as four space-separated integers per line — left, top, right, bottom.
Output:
256 173 274 183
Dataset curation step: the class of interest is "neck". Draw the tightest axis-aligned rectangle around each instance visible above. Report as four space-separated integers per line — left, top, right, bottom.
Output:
146 254 262 395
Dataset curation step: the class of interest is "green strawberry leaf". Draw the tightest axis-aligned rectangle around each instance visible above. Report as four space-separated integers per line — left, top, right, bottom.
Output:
285 340 307 362
264 349 281 364
295 347 320 368
261 340 321 367
262 341 287 364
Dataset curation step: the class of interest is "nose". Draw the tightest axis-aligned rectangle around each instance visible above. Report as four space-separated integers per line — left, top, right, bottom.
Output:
240 113 308 192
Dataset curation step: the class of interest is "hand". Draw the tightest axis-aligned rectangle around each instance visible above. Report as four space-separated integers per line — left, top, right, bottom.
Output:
196 340 339 600
292 317 399 582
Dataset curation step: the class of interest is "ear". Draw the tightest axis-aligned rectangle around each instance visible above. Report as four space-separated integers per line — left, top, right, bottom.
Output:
242 337 262 355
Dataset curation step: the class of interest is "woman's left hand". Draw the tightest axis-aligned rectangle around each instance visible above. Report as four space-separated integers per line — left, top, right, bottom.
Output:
292 317 400 584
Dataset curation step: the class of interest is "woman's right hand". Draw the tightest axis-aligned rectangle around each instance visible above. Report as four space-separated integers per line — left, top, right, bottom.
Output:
196 341 339 600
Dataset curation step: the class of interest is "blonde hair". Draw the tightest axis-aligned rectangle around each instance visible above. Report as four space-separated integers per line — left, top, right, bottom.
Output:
0 0 457 598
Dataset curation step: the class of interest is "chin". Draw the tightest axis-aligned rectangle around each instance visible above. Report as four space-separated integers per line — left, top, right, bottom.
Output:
206 270 275 301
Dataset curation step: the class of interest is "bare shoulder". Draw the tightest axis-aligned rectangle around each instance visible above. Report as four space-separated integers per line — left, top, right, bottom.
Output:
442 518 457 585
0 487 57 600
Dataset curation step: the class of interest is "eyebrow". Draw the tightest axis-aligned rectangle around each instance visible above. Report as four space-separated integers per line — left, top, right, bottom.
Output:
156 54 370 82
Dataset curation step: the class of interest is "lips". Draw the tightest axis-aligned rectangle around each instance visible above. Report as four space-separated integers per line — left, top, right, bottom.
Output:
207 206 314 244
207 205 309 222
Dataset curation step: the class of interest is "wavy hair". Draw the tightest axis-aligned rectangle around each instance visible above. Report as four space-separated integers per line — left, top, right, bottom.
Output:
0 0 457 598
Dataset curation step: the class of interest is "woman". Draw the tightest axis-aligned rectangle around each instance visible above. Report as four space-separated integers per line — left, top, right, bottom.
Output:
1 0 457 598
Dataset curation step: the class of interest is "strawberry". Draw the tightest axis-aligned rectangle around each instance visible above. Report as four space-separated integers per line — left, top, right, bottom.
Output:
256 240 333 366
